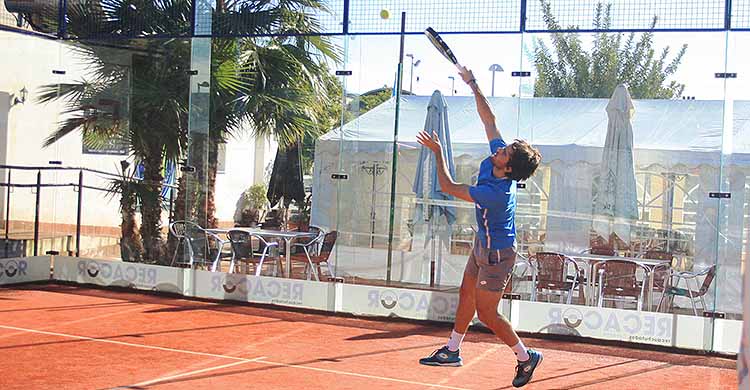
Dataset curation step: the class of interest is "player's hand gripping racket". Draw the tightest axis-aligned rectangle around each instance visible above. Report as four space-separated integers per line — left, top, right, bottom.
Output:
424 27 461 70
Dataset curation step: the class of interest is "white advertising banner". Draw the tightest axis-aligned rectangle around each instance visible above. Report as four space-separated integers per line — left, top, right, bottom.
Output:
52 257 183 294
712 318 742 355
191 270 334 312
0 256 50 285
339 284 462 322
511 301 717 350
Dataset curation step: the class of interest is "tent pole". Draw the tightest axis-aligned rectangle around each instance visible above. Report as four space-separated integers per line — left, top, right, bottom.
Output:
385 12 406 285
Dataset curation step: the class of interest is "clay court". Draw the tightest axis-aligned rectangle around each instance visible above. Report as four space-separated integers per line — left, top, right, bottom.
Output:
0 283 736 390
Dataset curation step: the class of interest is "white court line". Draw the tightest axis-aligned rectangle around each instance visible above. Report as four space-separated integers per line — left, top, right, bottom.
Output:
0 324 253 361
0 305 147 341
0 324 473 390
130 359 263 387
255 358 472 390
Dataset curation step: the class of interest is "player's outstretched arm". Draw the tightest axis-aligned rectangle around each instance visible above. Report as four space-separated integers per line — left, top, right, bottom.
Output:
458 66 502 142
416 131 474 203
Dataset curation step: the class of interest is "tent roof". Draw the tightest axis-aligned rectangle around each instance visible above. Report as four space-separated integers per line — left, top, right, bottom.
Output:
321 95 750 165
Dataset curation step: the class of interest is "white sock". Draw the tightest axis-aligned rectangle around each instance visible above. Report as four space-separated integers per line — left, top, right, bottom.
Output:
511 341 530 361
446 330 465 352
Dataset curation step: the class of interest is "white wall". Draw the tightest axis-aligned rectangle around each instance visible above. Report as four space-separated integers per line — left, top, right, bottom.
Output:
215 130 277 224
0 30 123 228
0 30 272 230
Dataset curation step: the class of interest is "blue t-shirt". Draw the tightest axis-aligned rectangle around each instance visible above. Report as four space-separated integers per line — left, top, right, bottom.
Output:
467 138 516 250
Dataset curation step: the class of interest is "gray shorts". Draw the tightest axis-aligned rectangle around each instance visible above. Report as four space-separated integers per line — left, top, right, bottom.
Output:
464 237 516 292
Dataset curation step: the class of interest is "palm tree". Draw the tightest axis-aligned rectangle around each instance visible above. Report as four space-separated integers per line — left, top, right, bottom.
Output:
173 3 341 236
38 39 191 262
35 0 340 263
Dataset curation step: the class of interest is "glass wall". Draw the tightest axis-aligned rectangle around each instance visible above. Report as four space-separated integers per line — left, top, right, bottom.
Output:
1 0 747 353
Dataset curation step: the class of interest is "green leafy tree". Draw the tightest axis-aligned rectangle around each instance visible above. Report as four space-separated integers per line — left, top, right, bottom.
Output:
358 87 394 112
533 0 687 99
35 0 340 263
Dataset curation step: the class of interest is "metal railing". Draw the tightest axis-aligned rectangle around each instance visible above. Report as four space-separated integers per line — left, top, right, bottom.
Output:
0 164 176 258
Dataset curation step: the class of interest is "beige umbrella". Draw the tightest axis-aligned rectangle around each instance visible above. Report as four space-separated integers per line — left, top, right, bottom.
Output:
592 84 638 245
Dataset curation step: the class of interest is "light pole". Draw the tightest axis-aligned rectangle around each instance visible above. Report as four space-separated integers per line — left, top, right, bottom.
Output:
489 64 504 97
406 54 420 94
448 76 455 96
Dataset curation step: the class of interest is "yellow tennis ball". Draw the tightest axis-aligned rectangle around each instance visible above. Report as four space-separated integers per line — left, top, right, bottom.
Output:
380 9 390 19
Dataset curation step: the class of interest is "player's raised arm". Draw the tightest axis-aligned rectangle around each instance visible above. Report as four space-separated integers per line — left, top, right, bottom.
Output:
458 66 501 142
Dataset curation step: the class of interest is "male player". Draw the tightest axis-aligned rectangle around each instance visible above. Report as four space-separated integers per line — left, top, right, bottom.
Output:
417 66 543 388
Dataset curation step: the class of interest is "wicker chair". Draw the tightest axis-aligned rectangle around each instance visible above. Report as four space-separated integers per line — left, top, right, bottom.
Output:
657 265 716 316
226 229 281 276
289 230 337 281
594 259 649 310
529 252 585 305
169 221 229 270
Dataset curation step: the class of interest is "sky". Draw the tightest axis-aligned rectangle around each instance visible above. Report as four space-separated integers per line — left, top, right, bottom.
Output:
330 30 750 102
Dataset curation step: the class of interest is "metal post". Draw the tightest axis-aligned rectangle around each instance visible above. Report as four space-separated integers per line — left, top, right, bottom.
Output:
342 0 350 34
491 71 496 97
410 58 414 93
76 170 82 257
489 64 503 97
370 164 377 248
4 170 10 257
169 186 175 224
34 170 40 256
58 0 68 38
385 12 406 285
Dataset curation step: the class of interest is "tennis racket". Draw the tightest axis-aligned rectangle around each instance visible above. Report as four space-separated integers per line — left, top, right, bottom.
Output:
424 27 461 69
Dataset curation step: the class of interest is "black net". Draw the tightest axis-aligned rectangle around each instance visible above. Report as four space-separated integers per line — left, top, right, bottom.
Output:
198 0 345 37
1 0 60 36
64 0 192 39
347 0 521 34
4 0 750 39
733 0 750 29
525 0 726 31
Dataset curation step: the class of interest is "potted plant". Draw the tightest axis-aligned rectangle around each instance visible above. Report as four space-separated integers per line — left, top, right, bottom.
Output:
289 193 312 231
234 184 269 227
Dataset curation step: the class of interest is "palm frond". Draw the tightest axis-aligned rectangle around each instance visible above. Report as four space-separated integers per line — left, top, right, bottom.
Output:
43 114 99 147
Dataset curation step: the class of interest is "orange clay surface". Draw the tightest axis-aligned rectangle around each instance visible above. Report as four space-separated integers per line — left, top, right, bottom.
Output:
0 283 737 390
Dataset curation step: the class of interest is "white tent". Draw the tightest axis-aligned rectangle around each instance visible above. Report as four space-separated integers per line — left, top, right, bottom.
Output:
311 95 750 314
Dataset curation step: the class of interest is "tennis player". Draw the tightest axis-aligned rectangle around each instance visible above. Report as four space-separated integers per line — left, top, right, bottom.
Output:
417 66 543 388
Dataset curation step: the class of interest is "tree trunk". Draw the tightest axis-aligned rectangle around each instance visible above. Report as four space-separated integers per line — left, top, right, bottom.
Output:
140 148 165 263
120 185 143 262
205 139 219 228
167 174 188 262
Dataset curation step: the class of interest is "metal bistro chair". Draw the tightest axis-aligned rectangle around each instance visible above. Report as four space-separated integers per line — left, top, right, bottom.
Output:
594 259 650 310
505 253 534 298
657 264 717 316
169 221 230 270
226 229 281 276
290 230 337 281
529 252 585 305
640 250 674 310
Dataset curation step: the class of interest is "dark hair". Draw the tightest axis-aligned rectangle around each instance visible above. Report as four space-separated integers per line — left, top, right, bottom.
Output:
507 139 542 182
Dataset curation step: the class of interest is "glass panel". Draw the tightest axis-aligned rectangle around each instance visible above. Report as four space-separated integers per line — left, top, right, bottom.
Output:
318 34 402 285
0 30 68 258
714 31 748 324
511 28 729 320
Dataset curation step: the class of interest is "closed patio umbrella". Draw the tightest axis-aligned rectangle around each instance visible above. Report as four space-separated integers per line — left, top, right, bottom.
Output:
412 90 456 286
592 84 639 246
413 90 457 224
267 140 305 224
